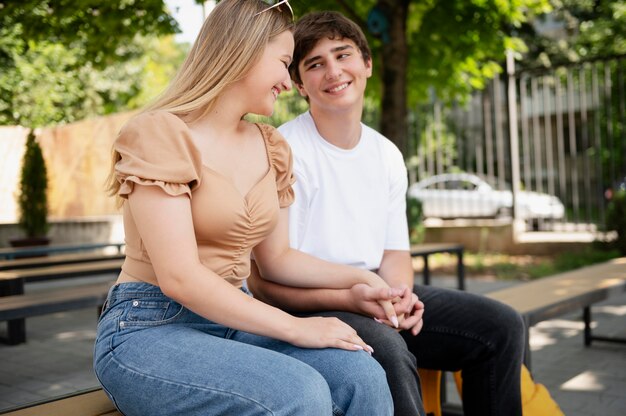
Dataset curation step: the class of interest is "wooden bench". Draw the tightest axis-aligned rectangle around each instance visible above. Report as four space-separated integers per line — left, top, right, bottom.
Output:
0 281 113 321
486 256 626 369
0 260 122 344
411 243 465 290
0 242 125 260
0 252 125 272
7 258 625 416
0 387 120 416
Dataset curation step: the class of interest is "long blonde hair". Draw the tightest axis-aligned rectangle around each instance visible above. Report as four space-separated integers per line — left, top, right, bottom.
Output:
106 0 294 201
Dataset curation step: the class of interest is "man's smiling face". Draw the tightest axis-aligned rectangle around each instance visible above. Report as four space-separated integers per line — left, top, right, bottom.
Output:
296 37 372 114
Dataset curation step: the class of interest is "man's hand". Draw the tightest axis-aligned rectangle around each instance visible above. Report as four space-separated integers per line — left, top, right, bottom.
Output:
398 293 424 336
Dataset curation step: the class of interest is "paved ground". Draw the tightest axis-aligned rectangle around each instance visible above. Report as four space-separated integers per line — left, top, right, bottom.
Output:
0 274 625 415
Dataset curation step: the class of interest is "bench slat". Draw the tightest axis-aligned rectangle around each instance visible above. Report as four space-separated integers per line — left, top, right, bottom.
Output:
0 388 120 416
0 260 123 282
0 253 125 272
486 257 626 325
0 282 113 321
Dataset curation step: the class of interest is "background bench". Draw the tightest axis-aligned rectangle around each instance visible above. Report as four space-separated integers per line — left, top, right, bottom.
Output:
0 252 125 272
486 256 626 369
411 243 465 290
0 242 124 260
0 260 122 344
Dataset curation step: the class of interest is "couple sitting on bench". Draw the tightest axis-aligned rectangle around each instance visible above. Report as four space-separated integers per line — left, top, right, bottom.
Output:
95 3 561 415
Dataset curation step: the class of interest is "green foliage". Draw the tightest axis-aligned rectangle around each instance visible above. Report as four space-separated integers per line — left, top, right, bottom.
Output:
406 196 425 244
0 0 181 127
292 0 550 106
18 130 49 237
606 189 626 255
0 0 179 67
520 0 626 68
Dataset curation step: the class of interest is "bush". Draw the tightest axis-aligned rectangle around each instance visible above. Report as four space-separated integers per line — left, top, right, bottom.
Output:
407 197 425 244
606 189 626 255
17 129 49 238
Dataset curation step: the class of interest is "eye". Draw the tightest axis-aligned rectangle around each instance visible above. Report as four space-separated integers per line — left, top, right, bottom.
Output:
306 62 322 70
337 53 350 60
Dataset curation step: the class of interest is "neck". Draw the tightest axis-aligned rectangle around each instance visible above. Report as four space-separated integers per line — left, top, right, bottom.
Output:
309 105 363 150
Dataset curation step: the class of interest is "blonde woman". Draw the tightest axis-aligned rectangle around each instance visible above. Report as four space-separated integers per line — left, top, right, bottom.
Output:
93 1 396 415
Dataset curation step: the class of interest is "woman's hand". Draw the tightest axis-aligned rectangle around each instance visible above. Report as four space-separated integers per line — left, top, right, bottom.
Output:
286 316 374 353
359 270 401 328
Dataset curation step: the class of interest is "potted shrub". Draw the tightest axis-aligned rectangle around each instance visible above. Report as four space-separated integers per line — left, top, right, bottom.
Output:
10 129 50 248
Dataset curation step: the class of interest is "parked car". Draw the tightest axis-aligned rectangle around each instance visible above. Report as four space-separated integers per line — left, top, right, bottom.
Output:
407 173 565 221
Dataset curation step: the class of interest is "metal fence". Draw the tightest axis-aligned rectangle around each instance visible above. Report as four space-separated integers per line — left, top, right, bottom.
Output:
407 55 626 233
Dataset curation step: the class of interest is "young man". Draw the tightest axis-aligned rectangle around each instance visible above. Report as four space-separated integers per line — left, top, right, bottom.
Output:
248 11 525 416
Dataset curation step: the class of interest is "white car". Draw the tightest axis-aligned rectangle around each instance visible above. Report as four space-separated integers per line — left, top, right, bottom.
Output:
407 173 565 220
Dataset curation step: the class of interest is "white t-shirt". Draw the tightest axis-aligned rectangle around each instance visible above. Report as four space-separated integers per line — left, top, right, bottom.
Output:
279 111 410 270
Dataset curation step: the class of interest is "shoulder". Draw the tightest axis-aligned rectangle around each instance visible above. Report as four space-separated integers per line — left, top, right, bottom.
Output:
117 111 193 150
120 111 186 137
362 124 405 164
254 122 292 170
115 110 201 174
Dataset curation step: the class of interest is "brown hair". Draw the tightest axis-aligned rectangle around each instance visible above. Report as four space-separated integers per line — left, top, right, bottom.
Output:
290 11 371 86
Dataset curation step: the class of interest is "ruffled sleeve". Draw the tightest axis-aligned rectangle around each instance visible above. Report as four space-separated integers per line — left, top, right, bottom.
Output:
114 111 203 199
259 124 295 208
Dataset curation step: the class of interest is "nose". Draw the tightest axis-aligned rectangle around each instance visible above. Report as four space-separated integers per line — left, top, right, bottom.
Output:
280 76 292 92
325 60 342 80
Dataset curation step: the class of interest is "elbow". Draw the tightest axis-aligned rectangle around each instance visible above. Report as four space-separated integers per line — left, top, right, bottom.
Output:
158 271 185 302
247 261 268 301
156 265 197 303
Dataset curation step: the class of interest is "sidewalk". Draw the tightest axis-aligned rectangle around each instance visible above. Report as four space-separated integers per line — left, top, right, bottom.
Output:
0 275 625 415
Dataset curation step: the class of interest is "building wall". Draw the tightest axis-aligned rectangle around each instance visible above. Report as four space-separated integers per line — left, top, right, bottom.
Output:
0 111 135 227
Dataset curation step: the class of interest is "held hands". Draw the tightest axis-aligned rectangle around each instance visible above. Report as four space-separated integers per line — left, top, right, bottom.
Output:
350 283 425 336
359 271 401 328
288 316 374 353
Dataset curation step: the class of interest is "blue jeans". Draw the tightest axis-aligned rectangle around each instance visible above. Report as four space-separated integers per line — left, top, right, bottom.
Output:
314 285 525 416
93 282 393 416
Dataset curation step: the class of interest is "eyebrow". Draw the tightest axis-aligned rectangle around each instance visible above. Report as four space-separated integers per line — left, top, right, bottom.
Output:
302 44 354 68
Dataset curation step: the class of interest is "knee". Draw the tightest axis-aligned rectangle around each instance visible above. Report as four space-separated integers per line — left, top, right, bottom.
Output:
341 353 394 414
491 301 526 354
280 367 333 415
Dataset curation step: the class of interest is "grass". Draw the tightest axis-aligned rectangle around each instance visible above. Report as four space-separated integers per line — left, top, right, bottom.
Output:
419 247 622 281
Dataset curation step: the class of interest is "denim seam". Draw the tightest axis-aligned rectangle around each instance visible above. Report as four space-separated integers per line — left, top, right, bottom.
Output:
421 326 495 352
107 354 278 415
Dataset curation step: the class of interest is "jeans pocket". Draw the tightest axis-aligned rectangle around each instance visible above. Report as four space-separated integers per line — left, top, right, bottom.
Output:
123 299 184 326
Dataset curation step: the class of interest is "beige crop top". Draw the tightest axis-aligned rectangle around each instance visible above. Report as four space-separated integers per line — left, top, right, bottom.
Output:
113 111 295 288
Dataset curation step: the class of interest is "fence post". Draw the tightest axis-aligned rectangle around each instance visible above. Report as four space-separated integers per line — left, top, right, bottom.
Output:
506 50 522 242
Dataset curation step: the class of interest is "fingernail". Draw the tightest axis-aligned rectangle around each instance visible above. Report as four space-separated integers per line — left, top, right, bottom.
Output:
366 344 375 354
391 316 399 328
373 317 384 324
353 344 364 350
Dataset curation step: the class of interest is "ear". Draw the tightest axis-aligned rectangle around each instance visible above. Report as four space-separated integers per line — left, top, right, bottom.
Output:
296 82 308 98
364 57 373 78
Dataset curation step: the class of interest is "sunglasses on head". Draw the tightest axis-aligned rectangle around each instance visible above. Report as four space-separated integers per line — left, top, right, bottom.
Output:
254 0 294 19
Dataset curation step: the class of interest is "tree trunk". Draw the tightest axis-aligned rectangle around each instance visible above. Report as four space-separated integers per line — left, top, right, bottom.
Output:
378 0 409 156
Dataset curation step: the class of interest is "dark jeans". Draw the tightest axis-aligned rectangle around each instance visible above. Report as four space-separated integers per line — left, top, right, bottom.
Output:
315 285 525 416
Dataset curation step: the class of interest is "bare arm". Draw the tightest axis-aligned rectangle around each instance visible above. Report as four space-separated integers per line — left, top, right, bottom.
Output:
377 249 414 289
247 262 355 312
252 209 398 324
127 185 372 350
